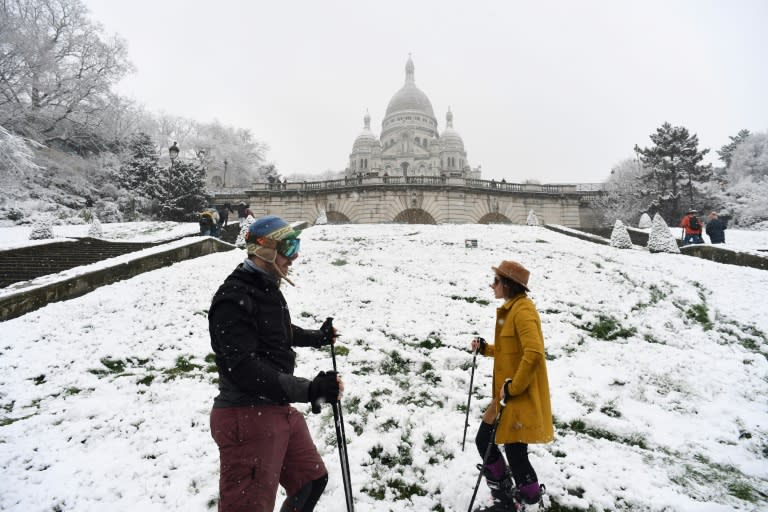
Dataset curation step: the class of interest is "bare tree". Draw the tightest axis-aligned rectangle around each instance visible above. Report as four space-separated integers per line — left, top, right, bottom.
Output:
0 0 132 150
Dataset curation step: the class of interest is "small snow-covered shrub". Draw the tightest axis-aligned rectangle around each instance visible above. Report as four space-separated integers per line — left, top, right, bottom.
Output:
29 216 54 240
527 209 539 226
235 215 255 248
647 213 680 253
610 220 633 249
638 213 652 229
88 218 103 238
94 201 122 223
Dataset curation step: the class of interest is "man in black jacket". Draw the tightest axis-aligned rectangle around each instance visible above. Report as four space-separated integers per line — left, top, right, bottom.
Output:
705 211 727 244
209 215 342 512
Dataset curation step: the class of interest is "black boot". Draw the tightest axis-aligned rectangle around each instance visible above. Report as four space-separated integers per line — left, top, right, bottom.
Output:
475 464 515 511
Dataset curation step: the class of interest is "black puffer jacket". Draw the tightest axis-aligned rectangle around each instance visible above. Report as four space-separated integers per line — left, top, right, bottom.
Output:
208 264 325 408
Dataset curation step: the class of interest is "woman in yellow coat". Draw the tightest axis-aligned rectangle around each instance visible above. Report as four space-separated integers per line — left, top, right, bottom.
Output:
470 260 553 511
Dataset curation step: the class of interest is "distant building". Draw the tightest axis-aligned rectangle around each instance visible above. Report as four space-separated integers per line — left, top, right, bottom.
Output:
346 56 480 180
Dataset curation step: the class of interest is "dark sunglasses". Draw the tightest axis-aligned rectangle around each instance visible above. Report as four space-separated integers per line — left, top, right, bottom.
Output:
278 238 300 258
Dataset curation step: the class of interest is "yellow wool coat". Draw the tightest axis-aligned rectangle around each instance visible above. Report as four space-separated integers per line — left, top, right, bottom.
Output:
481 294 554 444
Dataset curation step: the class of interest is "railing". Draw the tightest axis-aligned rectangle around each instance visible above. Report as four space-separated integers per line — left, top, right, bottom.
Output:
243 177 596 195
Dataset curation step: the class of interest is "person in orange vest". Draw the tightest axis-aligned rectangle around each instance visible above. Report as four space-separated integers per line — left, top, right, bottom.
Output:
680 209 704 245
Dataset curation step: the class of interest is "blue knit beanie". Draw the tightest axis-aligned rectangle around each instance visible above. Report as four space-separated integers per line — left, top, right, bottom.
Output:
246 215 299 242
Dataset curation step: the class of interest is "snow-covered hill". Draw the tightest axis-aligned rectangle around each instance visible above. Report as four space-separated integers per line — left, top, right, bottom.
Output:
1 224 767 511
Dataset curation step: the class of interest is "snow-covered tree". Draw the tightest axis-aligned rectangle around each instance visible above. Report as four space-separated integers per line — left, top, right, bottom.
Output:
526 209 539 226
591 158 648 227
610 220 633 249
634 123 712 221
160 160 207 221
638 213 652 229
316 209 328 225
119 132 162 194
29 216 54 240
0 125 41 176
727 132 768 184
0 0 132 150
235 215 255 248
647 213 680 254
87 217 103 238
717 129 751 168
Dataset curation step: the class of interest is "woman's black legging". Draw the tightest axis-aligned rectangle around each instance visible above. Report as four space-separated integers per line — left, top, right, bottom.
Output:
475 421 538 486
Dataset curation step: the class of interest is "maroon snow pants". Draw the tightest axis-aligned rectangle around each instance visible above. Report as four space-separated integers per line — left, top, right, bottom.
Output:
210 405 327 512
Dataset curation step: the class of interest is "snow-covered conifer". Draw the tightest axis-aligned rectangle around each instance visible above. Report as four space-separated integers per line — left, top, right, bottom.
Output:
526 209 539 226
235 215 255 248
610 219 633 249
88 217 103 238
647 213 680 253
29 216 54 240
638 213 652 229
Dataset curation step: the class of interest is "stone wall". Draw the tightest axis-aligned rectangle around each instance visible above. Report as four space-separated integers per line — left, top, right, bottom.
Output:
0 238 236 321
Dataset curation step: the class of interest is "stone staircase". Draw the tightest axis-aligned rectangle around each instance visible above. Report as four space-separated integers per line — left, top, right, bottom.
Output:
0 238 160 288
0 223 241 321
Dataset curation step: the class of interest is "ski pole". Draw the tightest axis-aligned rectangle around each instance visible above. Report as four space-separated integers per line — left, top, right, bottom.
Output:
467 380 509 512
462 344 479 452
322 317 355 512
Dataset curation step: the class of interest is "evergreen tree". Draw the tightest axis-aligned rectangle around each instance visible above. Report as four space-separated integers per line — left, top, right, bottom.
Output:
119 132 162 195
717 129 751 168
634 122 712 221
610 219 633 249
159 160 207 221
647 213 680 254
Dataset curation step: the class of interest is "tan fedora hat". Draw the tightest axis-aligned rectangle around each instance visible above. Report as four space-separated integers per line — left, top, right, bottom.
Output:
492 260 530 291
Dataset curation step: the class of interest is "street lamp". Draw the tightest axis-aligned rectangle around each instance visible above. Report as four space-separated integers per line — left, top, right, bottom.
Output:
168 141 179 197
223 159 228 187
197 148 207 169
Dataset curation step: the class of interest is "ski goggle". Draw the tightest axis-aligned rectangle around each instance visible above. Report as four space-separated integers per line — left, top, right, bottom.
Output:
277 238 300 259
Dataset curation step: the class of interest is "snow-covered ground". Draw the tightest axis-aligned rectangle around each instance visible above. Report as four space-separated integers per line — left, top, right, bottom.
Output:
1 223 767 512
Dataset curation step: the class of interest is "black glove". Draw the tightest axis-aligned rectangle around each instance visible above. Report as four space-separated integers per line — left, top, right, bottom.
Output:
473 336 487 354
319 317 336 346
308 371 339 406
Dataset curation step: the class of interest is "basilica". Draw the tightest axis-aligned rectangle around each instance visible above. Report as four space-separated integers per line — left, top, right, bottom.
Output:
346 57 481 180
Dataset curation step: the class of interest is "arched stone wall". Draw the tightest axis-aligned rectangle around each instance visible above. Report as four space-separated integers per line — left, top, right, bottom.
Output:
326 211 351 224
478 213 512 224
393 208 437 224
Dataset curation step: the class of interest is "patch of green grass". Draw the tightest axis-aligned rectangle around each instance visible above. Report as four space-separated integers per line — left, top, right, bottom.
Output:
0 413 36 426
163 355 202 380
686 303 713 331
600 402 622 418
417 333 443 349
581 315 637 341
31 374 46 385
450 295 490 306
137 375 155 386
331 258 348 266
556 418 647 449
380 418 399 432
380 350 410 376
334 345 350 357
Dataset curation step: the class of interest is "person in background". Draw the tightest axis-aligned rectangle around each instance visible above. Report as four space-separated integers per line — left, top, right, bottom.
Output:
216 203 232 236
208 215 342 512
705 211 727 244
470 260 553 511
199 209 217 237
680 209 704 245
236 202 254 227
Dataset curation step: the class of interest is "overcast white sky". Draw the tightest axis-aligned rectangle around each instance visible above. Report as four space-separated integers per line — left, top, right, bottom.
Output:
83 0 767 184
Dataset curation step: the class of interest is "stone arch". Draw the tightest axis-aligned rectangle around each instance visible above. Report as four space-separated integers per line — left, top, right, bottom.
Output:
326 211 351 224
211 176 223 187
393 208 436 224
478 213 512 224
